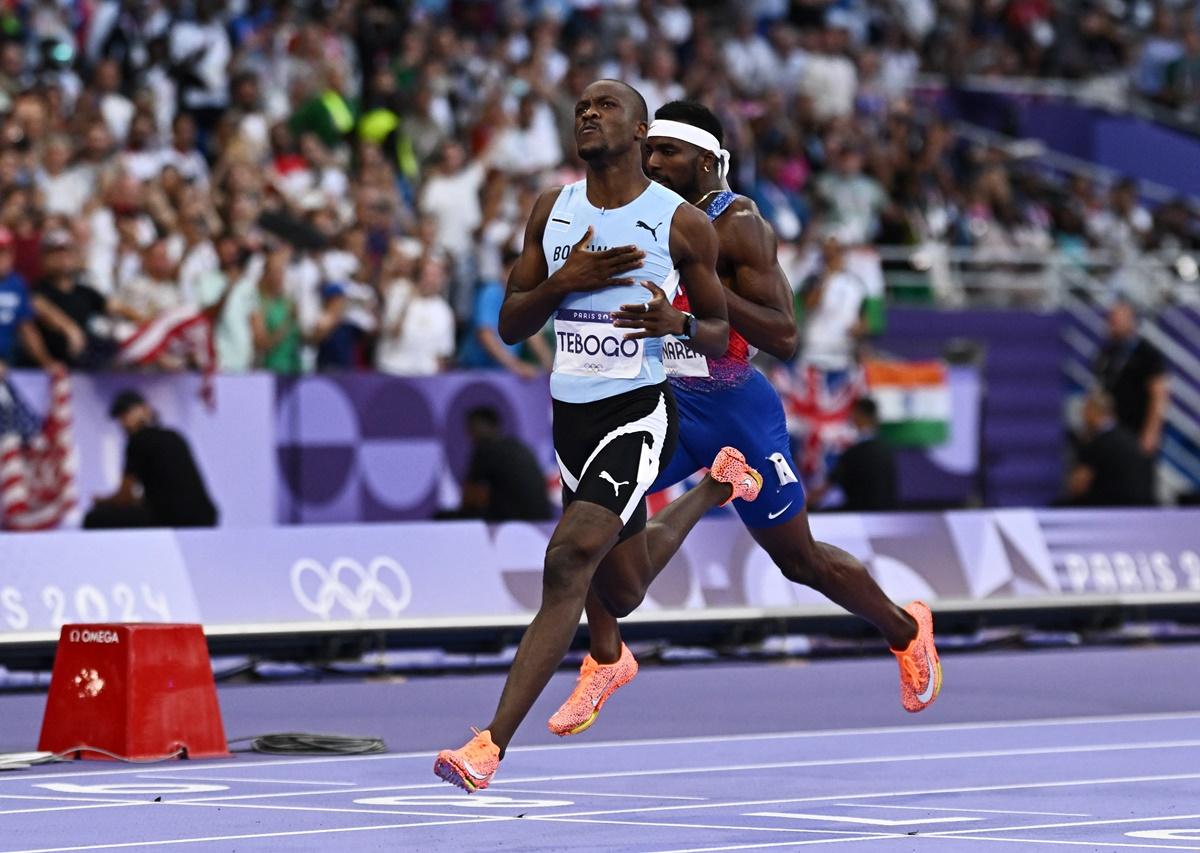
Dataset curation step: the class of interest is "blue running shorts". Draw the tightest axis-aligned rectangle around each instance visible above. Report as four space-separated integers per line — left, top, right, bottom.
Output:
651 370 806 528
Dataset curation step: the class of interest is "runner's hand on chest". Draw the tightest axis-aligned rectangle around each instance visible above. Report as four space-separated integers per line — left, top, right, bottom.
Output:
553 226 646 294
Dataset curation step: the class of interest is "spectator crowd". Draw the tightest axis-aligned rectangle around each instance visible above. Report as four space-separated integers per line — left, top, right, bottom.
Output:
0 0 1197 385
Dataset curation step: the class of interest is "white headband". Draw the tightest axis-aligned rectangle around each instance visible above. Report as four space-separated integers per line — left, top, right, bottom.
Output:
647 119 732 178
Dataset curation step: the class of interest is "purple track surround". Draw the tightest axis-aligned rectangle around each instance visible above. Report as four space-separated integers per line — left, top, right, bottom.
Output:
1 644 1198 852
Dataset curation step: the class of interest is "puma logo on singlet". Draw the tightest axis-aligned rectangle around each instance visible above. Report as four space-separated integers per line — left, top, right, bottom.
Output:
635 220 663 241
599 470 630 496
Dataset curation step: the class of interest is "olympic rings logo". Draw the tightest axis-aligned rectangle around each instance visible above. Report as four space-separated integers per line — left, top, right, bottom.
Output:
290 556 413 620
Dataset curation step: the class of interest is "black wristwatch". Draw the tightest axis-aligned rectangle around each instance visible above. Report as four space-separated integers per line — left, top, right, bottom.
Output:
677 311 697 341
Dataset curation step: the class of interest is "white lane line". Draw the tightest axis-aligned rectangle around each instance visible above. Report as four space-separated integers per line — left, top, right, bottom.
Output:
927 812 1200 837
0 816 505 853
497 710 1200 755
481 739 1200 801
163 737 1200 807
642 836 901 853
0 794 134 805
5 710 1199 783
499 786 707 800
837 803 1091 817
924 836 1200 851
533 772 1200 819
0 803 145 817
12 768 1200 822
140 774 358 787
0 755 398 783
747 811 980 826
528 815 899 836
170 801 515 820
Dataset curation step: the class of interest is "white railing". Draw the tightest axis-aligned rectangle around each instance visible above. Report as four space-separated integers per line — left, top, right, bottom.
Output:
876 244 1199 310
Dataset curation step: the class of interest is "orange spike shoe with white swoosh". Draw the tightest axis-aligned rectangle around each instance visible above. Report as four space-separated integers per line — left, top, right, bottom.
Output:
548 643 639 736
434 728 500 792
709 446 762 505
892 601 943 712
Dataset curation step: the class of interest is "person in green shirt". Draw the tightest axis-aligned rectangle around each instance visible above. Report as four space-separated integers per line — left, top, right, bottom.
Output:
251 244 302 374
287 68 359 149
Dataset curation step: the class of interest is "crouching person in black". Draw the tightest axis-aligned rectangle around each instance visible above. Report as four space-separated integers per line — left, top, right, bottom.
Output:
1065 390 1156 507
84 390 219 529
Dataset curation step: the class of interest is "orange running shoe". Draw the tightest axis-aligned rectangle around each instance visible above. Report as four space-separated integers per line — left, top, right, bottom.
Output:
709 446 763 506
892 601 942 713
433 728 500 792
548 643 639 736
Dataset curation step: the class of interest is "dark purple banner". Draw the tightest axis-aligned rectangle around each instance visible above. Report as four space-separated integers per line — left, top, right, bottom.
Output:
274 373 554 524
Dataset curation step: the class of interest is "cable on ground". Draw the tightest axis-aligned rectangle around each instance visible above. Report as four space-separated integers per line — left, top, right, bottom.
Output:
228 733 387 755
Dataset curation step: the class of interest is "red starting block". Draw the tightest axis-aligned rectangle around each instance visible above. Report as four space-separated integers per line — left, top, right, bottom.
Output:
38 623 229 761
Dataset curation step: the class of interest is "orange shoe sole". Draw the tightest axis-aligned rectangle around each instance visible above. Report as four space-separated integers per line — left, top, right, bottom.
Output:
433 754 488 792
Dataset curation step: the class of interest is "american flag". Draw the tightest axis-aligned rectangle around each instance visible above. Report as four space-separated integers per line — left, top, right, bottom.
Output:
0 371 78 531
115 305 216 406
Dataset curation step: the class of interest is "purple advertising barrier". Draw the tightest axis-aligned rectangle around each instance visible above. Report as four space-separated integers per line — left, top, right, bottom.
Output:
879 308 1066 507
8 371 276 529
1092 115 1200 198
170 507 1186 627
1042 508 1200 595
272 367 982 522
0 529 201 637
10 366 984 529
273 372 554 524
7 369 552 529
176 523 516 623
2 509 1199 646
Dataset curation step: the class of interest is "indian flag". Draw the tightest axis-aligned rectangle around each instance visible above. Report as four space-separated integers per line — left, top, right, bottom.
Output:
864 360 950 447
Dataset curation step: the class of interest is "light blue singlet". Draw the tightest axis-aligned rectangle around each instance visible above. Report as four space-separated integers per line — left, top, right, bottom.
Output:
542 179 686 403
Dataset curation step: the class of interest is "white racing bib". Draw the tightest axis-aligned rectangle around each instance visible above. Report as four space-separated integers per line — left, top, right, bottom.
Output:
661 335 710 378
553 309 644 379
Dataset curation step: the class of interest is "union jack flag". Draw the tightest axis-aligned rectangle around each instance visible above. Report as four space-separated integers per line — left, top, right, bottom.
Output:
0 371 77 531
771 362 865 486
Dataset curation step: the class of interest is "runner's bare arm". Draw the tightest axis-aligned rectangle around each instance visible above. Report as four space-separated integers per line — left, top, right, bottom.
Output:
498 188 561 344
664 202 728 357
721 204 799 360
499 188 645 344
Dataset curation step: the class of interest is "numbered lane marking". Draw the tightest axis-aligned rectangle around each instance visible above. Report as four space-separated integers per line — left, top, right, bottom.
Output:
1128 829 1200 840
37 782 229 795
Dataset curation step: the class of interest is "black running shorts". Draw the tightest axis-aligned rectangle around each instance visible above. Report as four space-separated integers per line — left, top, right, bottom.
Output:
552 382 679 539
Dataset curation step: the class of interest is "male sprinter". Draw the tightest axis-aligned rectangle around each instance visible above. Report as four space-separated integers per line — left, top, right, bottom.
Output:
547 101 942 738
434 82 764 792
